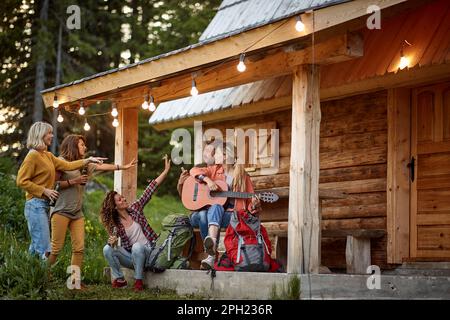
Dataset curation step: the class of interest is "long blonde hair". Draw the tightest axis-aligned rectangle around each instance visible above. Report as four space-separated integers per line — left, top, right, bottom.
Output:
224 142 247 192
26 121 53 150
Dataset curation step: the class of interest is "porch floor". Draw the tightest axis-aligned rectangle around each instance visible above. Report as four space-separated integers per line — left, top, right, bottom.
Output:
120 269 450 300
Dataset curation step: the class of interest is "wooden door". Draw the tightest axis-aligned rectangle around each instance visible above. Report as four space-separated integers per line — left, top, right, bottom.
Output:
411 82 450 259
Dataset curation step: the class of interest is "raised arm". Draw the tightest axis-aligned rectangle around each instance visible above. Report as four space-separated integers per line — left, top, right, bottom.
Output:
129 155 171 212
95 158 137 172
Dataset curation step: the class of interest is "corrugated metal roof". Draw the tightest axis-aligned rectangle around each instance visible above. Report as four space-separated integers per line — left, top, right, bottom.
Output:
149 75 291 125
200 0 346 41
150 0 450 127
149 0 347 126
42 0 347 94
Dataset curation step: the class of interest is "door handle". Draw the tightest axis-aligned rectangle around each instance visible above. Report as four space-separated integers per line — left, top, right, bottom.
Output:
407 156 415 182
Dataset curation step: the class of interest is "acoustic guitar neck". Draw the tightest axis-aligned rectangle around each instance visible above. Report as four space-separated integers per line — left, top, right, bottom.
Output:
211 191 257 199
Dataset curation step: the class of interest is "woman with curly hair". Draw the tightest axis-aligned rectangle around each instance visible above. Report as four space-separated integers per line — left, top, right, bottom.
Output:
16 122 106 260
48 134 137 286
101 155 171 292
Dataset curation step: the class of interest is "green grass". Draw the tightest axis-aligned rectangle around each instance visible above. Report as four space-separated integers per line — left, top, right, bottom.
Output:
0 172 193 299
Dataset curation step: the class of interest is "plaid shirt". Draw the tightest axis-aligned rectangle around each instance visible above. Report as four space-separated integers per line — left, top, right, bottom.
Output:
114 179 159 252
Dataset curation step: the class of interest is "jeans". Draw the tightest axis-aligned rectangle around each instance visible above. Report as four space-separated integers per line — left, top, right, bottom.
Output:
24 198 51 258
103 243 152 280
190 204 231 240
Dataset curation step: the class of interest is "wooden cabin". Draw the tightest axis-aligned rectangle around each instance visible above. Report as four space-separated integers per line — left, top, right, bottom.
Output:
41 0 450 281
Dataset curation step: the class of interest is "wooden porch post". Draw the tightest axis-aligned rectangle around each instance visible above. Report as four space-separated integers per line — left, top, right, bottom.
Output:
288 65 321 274
114 104 138 201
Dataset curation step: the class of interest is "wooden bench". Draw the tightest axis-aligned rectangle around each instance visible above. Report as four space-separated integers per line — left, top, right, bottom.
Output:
262 221 386 274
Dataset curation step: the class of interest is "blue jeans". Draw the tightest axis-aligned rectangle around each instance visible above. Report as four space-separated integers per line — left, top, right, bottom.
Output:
24 198 51 258
190 204 231 240
103 243 152 280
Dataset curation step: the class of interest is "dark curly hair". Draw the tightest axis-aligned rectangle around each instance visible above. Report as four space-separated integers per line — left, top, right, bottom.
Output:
100 191 121 235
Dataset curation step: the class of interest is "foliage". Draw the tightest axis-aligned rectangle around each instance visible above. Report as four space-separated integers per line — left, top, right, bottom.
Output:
1 0 221 194
270 275 301 300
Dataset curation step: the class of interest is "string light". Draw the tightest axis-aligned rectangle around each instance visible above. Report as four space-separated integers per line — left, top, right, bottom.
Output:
53 95 59 109
78 101 85 115
149 95 156 112
57 113 64 123
295 15 305 32
237 53 246 72
141 94 149 110
83 119 90 131
111 103 118 117
112 118 119 127
190 78 198 96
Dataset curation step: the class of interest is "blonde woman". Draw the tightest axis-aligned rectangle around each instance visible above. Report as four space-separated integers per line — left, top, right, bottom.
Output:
16 122 106 260
48 134 137 278
189 142 261 269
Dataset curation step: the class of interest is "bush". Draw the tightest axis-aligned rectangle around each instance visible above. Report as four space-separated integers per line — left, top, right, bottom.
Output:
0 229 50 299
0 172 28 239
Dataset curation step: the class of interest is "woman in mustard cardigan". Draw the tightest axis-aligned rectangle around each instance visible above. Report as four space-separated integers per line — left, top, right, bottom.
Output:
16 122 105 260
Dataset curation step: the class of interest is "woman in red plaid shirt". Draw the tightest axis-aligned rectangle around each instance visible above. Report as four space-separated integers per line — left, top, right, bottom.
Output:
100 155 171 291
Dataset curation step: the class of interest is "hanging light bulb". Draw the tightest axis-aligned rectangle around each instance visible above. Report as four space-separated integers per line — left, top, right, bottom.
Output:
112 118 119 127
57 113 64 123
190 78 198 96
78 101 85 115
399 49 409 70
237 53 246 72
141 94 149 110
53 95 59 109
111 103 118 117
149 95 156 112
295 15 305 32
84 120 90 131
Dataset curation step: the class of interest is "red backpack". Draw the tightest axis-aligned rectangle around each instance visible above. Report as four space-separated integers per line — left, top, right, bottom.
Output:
215 210 281 272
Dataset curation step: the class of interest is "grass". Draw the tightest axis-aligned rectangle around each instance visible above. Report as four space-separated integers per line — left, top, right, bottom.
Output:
0 172 193 300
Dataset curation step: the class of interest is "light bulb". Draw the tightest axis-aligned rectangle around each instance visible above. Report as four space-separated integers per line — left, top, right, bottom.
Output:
399 55 409 70
53 95 59 109
112 118 119 127
149 95 156 112
190 79 198 96
295 16 305 32
84 121 90 131
141 95 149 110
78 106 85 115
57 114 64 123
237 54 246 72
111 107 118 117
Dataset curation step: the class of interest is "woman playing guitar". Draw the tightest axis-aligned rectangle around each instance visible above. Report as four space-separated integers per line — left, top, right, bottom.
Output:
187 140 261 270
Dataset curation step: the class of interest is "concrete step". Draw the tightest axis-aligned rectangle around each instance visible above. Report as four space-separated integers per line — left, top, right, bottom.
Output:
120 269 450 300
383 262 450 277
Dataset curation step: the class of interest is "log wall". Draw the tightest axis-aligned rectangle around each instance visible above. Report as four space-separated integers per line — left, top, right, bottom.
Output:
204 90 389 269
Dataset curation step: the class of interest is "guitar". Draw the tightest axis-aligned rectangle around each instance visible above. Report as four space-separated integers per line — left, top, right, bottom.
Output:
181 176 279 211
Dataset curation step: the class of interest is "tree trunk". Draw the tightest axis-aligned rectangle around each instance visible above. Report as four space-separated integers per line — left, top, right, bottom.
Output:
51 22 63 154
32 0 49 123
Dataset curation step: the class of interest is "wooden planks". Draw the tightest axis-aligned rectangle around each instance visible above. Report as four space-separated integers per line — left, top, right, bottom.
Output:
287 65 321 274
386 88 411 264
114 105 138 201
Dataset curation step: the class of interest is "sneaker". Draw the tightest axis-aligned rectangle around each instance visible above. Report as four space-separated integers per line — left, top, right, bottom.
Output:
200 255 215 270
112 278 128 289
133 279 144 292
204 236 217 256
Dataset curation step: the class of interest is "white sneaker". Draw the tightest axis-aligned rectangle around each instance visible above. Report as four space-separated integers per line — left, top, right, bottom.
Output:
204 236 217 256
201 255 215 270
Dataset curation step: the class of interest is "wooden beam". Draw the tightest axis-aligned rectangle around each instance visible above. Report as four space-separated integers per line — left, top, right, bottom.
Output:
321 63 450 101
114 104 138 201
46 32 363 113
387 88 411 264
288 65 321 274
